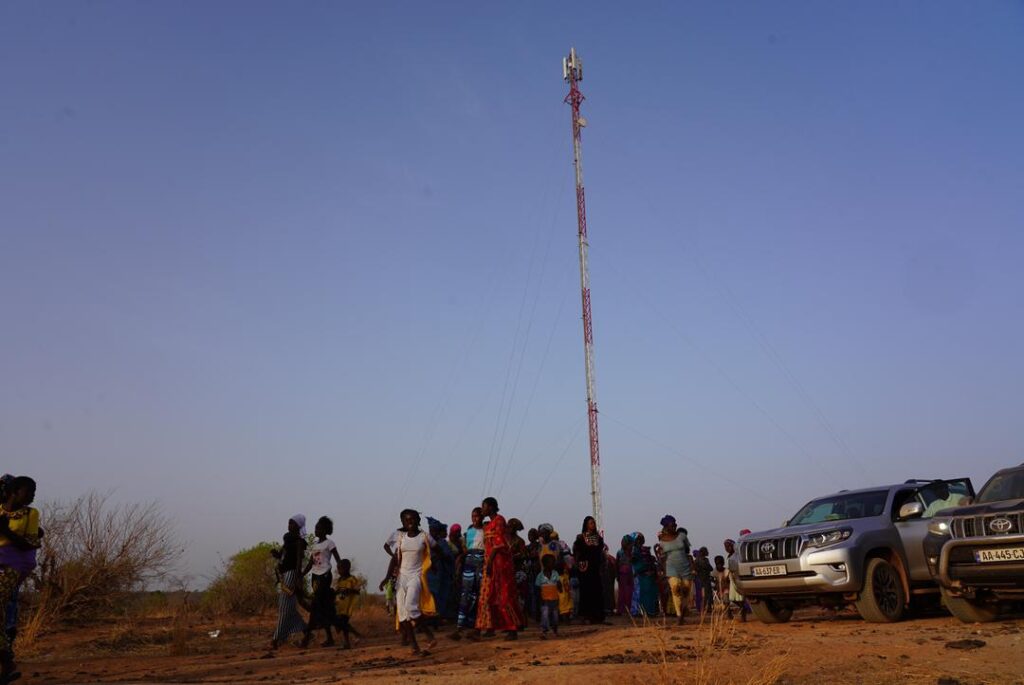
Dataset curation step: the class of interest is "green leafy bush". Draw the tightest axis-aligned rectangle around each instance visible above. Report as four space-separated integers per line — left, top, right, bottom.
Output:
203 542 278 615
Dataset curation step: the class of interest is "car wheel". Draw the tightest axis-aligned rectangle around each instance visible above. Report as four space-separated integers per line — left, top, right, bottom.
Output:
749 598 793 624
855 557 906 622
941 588 999 623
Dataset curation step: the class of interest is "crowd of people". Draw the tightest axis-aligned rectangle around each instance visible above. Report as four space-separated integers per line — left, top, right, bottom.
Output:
269 496 752 657
269 514 365 650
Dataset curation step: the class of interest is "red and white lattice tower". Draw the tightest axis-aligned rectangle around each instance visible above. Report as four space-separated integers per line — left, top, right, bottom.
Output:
563 47 603 530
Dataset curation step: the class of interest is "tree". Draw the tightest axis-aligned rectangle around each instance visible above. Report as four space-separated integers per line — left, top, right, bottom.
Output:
203 543 279 615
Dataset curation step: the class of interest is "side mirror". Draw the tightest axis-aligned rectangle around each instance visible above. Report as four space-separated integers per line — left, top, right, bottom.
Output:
781 519 790 527
899 502 924 520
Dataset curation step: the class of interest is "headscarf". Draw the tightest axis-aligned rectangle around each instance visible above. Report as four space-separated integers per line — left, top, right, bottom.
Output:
426 516 445 535
290 514 307 537
538 522 554 536
450 523 462 537
739 529 751 537
660 514 676 527
724 538 736 547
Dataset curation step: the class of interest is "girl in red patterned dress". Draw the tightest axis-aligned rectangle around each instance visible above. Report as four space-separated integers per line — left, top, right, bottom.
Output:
475 497 524 640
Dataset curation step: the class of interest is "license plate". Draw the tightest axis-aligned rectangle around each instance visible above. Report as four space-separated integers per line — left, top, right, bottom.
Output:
752 564 787 577
975 547 1024 563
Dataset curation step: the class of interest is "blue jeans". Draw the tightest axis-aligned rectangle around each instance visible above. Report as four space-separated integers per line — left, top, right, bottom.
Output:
540 599 559 633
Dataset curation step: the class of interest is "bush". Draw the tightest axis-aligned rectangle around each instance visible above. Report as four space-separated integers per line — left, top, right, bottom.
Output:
203 543 279 615
32 491 182 622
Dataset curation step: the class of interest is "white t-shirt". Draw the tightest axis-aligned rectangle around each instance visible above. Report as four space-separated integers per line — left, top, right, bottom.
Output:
310 538 337 576
398 531 435 578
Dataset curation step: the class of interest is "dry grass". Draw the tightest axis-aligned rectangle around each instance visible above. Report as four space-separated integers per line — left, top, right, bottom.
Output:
631 605 789 685
167 594 195 656
16 589 54 657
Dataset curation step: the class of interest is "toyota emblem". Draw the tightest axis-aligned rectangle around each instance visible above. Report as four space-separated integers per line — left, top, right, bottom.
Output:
989 517 1013 534
759 541 776 555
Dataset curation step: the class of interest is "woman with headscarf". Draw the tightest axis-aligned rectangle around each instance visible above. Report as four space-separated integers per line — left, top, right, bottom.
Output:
506 518 529 629
425 517 453 628
657 515 694 625
270 514 308 649
572 516 606 625
475 497 525 640
631 532 659 617
451 508 485 640
536 524 557 567
615 535 635 615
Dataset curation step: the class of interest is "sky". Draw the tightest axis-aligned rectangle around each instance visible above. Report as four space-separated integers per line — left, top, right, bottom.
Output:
2 2 1022 587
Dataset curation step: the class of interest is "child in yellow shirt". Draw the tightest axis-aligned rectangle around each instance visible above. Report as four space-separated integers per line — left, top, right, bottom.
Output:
333 559 364 648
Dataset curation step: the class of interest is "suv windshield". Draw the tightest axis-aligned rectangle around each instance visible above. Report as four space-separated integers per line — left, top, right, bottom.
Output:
977 470 1024 503
789 490 888 526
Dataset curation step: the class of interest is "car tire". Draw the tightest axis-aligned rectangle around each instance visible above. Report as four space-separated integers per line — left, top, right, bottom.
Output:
749 599 793 624
941 588 998 623
855 557 906 623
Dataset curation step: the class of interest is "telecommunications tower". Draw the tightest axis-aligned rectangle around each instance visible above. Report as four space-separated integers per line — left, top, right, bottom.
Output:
563 48 603 530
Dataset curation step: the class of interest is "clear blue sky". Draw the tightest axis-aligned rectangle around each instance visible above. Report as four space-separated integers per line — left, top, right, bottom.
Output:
3 2 1022 586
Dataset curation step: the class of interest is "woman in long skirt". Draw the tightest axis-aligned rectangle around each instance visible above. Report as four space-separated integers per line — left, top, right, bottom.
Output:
270 515 308 648
476 497 525 640
425 517 453 628
572 516 605 625
631 533 660 617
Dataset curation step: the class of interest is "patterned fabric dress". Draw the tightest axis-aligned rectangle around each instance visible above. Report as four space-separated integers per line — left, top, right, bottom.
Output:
475 515 525 631
273 532 307 642
632 545 660 616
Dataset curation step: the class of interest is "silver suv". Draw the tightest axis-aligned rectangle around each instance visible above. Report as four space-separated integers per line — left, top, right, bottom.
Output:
731 478 973 623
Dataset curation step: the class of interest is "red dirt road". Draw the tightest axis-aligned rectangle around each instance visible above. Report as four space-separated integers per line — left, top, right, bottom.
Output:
23 609 1024 684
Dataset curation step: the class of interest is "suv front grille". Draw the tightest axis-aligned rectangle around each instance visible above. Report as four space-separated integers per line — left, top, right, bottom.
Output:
741 535 802 562
950 512 1023 538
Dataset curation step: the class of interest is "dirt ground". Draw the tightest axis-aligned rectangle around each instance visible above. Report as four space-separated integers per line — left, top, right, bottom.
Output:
21 607 1024 685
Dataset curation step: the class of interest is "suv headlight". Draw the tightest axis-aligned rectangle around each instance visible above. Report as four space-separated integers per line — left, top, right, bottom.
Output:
804 528 852 549
927 519 951 537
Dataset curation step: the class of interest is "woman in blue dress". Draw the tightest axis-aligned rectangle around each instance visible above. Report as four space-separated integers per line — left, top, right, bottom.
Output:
631 532 659 616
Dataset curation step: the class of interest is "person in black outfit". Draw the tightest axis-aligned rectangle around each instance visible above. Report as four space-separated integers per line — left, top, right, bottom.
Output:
572 516 606 625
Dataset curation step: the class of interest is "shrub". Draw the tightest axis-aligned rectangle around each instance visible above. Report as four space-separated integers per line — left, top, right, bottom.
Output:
203 542 278 615
32 491 182 622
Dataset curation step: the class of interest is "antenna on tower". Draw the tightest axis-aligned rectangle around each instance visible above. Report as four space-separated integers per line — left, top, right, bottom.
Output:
563 47 604 531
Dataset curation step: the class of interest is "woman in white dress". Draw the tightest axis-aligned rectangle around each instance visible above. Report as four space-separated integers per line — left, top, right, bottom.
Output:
394 509 437 655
